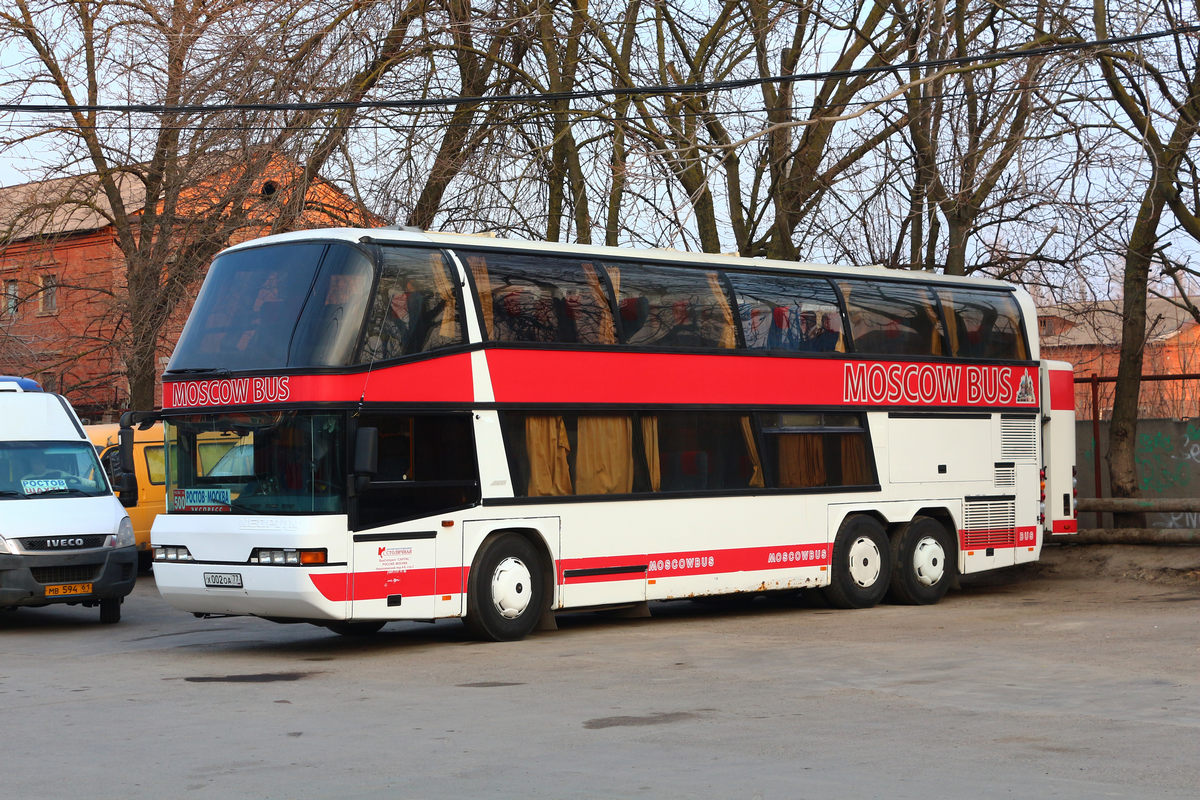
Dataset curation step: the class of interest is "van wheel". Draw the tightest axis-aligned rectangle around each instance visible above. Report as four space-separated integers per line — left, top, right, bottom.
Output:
464 533 546 642
888 516 955 605
821 515 890 609
99 598 121 624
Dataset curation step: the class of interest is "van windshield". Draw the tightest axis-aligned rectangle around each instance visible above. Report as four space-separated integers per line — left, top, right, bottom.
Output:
0 441 110 499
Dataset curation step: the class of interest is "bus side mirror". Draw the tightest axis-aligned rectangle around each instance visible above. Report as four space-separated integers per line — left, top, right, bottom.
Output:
354 427 378 492
115 426 139 507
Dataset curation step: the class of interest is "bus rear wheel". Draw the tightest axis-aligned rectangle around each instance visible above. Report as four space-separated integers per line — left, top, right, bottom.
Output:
887 516 955 605
464 533 546 642
821 515 890 609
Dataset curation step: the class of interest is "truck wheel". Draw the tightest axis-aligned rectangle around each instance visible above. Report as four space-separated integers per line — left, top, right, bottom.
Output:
464 533 546 642
821 515 890 609
99 598 121 624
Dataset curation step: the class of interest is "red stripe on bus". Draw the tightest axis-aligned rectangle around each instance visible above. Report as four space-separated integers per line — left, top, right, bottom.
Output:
1048 369 1075 411
1052 519 1078 533
312 543 834 600
310 566 465 602
487 350 1041 409
959 526 1038 549
162 354 475 409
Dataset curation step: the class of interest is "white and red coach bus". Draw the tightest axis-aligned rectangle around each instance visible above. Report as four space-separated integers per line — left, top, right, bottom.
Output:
130 228 1077 640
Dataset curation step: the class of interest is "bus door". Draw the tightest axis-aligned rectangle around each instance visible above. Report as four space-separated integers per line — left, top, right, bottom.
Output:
350 530 446 620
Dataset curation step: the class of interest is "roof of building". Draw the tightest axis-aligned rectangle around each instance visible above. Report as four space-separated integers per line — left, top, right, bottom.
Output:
0 171 146 242
1039 297 1199 348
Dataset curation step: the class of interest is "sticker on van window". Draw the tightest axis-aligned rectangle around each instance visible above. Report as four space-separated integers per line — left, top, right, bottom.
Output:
22 479 68 495
173 488 232 512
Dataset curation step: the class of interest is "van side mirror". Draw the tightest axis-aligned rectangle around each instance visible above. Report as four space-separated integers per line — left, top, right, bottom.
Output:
115 426 139 507
354 427 378 492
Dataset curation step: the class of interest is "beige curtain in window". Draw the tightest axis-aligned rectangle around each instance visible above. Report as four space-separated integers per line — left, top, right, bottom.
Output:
739 416 765 488
641 415 661 491
468 256 493 338
526 415 572 496
430 257 458 339
576 415 633 494
937 290 960 355
581 263 616 344
922 298 944 355
707 273 736 348
779 433 825 488
840 434 871 485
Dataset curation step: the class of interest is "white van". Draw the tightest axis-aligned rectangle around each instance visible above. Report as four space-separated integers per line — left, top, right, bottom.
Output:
0 378 137 623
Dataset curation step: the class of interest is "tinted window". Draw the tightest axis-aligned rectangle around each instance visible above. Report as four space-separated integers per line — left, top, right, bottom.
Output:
606 263 736 349
467 252 616 344
759 412 875 488
358 247 464 361
937 288 1028 360
500 410 762 497
726 272 843 352
841 281 947 357
289 245 375 367
168 243 326 372
354 414 479 529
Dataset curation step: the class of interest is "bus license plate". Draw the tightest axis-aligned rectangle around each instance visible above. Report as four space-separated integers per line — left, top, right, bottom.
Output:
204 572 243 589
45 582 92 597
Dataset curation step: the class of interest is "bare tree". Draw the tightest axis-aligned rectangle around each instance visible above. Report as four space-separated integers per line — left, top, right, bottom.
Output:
1080 1 1200 521
0 0 386 410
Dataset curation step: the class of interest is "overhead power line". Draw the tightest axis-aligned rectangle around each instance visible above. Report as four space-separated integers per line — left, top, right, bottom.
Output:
1 24 1196 116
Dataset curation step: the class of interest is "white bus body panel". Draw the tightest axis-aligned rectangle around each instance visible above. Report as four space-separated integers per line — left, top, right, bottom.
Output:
1041 360 1078 535
151 514 354 620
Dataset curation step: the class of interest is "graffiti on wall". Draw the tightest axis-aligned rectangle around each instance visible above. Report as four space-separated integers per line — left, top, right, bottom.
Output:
1078 420 1200 528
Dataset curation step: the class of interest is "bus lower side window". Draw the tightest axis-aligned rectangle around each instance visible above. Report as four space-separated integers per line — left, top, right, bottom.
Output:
507 414 637 497
769 432 873 488
502 411 763 497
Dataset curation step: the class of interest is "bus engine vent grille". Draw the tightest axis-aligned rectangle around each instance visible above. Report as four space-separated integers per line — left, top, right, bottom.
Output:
962 499 1016 549
993 464 1016 487
1000 416 1037 462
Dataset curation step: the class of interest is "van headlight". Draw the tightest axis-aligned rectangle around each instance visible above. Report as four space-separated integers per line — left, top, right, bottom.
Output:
0 534 12 555
110 517 135 548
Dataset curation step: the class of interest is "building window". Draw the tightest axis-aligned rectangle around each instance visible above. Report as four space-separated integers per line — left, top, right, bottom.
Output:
39 274 58 314
3 280 17 316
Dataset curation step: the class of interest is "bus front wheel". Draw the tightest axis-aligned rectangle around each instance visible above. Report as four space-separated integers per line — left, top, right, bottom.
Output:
887 516 955 605
821 515 890 609
464 533 546 642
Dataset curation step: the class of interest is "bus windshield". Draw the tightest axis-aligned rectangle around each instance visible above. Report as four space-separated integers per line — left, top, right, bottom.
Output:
166 412 346 515
0 441 110 499
167 242 375 372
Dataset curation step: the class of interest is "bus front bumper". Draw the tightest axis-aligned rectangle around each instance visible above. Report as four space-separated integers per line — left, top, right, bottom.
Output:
153 561 349 621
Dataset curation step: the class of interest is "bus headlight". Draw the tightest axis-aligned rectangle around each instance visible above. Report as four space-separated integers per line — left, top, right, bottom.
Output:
250 548 326 565
154 545 194 562
110 517 135 548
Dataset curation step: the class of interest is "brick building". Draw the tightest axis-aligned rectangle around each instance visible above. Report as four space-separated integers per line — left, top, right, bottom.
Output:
1038 298 1200 421
0 159 379 419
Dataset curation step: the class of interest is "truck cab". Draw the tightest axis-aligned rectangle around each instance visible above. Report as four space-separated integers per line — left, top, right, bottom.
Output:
0 378 138 623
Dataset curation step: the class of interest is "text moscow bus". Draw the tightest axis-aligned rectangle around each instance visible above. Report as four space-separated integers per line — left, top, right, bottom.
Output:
126 228 1078 641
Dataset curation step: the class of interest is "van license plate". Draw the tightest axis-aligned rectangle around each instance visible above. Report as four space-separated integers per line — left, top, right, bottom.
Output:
45 582 92 597
204 572 243 588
